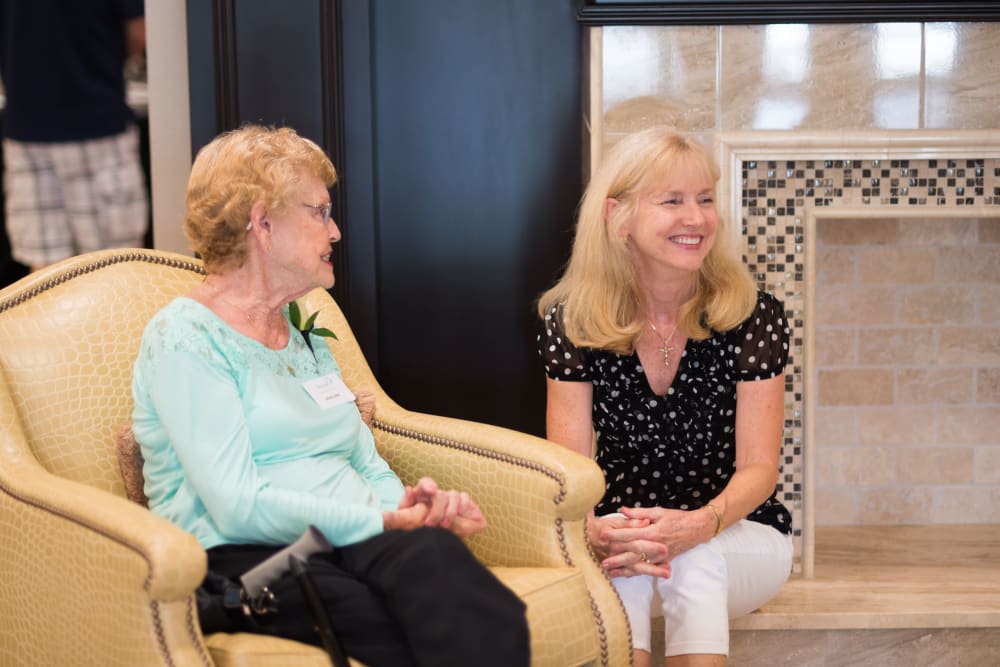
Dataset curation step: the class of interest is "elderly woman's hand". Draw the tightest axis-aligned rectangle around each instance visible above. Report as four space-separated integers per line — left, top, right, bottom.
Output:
401 477 487 537
382 502 431 531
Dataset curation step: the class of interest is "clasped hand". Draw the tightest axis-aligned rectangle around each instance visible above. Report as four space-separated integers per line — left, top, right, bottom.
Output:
591 506 711 578
383 477 486 538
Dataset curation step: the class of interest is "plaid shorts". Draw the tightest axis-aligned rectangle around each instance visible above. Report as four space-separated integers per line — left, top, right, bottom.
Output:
3 124 148 268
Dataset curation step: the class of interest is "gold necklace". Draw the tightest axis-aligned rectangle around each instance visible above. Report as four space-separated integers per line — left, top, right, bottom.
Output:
647 319 678 366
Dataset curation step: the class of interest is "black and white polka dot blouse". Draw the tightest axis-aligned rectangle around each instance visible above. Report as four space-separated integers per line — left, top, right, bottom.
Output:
538 290 792 536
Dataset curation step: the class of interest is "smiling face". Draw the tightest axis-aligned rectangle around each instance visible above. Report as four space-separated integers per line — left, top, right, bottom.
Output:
267 171 341 294
612 155 719 283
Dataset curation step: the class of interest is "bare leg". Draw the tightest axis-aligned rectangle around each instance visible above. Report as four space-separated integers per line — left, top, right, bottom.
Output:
633 648 652 667
665 654 726 667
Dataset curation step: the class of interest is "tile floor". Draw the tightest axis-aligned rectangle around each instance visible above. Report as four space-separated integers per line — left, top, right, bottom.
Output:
651 525 1000 665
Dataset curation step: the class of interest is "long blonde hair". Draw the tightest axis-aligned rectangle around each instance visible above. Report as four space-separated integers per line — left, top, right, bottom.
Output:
537 126 756 354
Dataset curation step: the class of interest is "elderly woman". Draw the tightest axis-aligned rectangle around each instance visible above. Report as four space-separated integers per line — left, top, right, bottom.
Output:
537 126 793 667
131 125 528 667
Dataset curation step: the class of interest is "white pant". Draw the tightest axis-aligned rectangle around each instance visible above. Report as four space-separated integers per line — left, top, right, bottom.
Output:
611 519 793 657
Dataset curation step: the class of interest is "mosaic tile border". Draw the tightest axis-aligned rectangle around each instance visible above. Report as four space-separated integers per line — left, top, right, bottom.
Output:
739 157 1000 574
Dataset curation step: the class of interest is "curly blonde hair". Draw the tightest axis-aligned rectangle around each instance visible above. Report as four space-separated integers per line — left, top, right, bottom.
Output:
184 125 337 272
537 126 756 354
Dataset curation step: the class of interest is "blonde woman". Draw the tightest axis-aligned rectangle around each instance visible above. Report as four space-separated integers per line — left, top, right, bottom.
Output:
537 127 792 667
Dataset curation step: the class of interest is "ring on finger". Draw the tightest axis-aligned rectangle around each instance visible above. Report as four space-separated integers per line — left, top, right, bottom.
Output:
639 550 649 563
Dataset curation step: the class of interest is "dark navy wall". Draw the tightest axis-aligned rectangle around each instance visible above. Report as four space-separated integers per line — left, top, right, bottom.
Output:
186 0 581 436
364 1 580 435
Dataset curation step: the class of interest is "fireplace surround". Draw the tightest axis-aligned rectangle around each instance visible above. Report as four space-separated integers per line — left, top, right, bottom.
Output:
584 15 1000 575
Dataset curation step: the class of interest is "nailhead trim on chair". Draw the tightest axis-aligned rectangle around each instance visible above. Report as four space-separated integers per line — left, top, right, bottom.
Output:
151 601 178 667
0 476 214 667
0 250 206 313
373 417 625 666
4 252 621 666
373 417 569 505
0 250 213 667
186 597 214 667
583 520 634 667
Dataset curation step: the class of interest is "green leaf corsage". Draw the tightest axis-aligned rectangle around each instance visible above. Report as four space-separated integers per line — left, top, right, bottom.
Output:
289 300 338 358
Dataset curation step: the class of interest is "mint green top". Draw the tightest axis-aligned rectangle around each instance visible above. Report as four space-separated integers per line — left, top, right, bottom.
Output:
131 297 404 550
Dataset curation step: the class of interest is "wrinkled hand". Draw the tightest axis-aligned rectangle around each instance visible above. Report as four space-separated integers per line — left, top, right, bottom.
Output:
355 388 376 426
382 501 430 531
397 477 487 537
590 511 671 579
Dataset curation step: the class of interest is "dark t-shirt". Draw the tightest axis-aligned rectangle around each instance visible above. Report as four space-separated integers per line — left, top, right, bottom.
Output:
0 0 144 141
538 290 793 535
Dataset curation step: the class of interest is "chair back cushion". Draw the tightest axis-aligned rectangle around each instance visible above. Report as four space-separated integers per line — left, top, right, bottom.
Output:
0 250 205 496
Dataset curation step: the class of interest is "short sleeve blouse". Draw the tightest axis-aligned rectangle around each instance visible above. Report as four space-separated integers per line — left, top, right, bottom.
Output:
537 290 792 535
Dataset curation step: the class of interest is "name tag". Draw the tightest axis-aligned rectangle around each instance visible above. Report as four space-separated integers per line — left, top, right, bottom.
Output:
302 372 356 409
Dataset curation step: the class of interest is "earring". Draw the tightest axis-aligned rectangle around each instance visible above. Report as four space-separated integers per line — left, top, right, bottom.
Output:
245 220 252 231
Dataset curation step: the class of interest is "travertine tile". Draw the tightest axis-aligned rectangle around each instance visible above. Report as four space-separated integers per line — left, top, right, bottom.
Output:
818 218 897 247
857 246 937 284
858 486 932 523
601 25 717 134
974 447 1000 484
924 22 1000 129
939 327 1000 365
816 286 897 327
817 446 895 485
896 217 979 245
813 407 859 446
932 486 1000 523
731 629 1000 667
596 19 1000 546
977 368 1000 402
814 329 857 366
897 367 973 405
857 328 935 365
898 286 976 325
816 247 857 286
857 407 936 446
980 218 1000 244
735 525 1000 636
719 24 921 130
938 406 1000 444
979 286 1000 323
939 247 1000 283
819 369 893 406
897 447 974 484
813 486 860 525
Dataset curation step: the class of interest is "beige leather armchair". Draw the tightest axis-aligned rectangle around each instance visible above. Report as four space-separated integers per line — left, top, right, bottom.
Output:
0 249 630 667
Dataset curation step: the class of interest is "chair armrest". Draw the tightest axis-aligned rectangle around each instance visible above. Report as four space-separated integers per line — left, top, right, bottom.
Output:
371 399 634 665
1 456 207 601
0 394 211 664
370 397 604 568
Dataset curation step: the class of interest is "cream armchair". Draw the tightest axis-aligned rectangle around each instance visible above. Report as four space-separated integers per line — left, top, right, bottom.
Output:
0 249 630 667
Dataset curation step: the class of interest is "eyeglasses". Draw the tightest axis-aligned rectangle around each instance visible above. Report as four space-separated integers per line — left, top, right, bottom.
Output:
302 202 333 224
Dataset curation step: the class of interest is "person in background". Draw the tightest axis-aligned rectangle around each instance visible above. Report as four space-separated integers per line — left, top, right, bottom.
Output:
537 126 792 666
131 124 528 667
0 0 148 271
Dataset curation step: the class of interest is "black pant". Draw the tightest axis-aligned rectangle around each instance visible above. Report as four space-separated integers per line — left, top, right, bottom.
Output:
206 527 529 667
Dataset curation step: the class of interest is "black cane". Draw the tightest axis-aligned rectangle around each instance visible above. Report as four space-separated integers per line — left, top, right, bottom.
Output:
289 554 351 667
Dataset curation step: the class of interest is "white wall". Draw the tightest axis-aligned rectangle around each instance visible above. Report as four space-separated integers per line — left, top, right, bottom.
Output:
145 1 192 255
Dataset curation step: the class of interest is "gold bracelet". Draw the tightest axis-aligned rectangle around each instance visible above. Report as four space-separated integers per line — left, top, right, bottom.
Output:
703 503 724 537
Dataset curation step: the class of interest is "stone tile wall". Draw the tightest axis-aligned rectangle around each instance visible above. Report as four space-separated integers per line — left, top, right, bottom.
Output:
590 20 1000 571
814 215 1000 525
